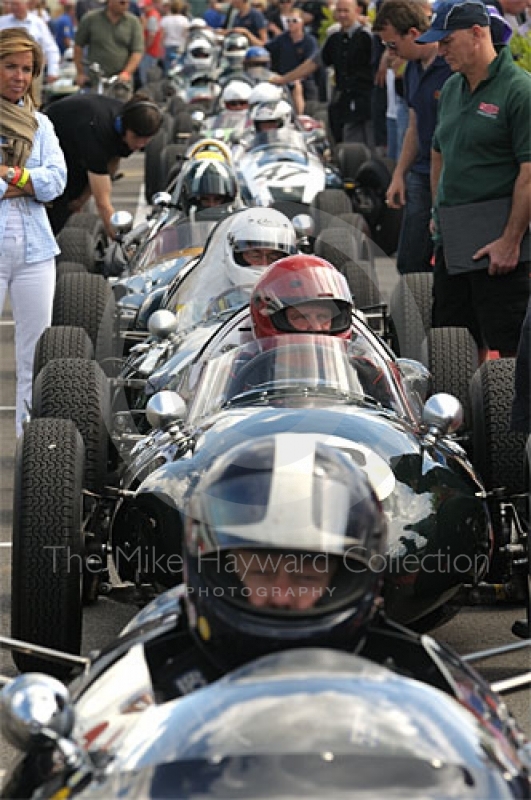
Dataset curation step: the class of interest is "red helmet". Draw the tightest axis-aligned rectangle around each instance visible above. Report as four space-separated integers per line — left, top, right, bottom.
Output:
250 255 353 340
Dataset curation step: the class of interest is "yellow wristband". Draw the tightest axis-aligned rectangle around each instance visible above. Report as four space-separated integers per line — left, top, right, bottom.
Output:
16 168 30 188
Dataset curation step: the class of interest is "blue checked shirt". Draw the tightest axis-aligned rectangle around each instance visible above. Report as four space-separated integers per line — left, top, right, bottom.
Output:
0 110 67 263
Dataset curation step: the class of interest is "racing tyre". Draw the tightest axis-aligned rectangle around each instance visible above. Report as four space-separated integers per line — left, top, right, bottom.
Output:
171 110 194 143
427 327 478 428
315 225 359 269
146 64 163 83
33 325 94 382
162 143 187 185
55 260 88 281
470 358 528 582
145 79 165 103
159 110 173 137
32 357 111 492
144 127 168 203
333 212 371 236
11 418 84 678
310 189 352 234
334 142 371 179
53 272 115 369
56 227 100 272
470 358 527 495
168 94 186 115
315 227 380 308
63 212 104 239
332 213 375 275
389 271 433 363
342 260 381 310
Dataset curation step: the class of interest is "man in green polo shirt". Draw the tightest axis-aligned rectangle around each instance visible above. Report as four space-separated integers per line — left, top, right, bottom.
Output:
417 0 530 357
74 0 144 85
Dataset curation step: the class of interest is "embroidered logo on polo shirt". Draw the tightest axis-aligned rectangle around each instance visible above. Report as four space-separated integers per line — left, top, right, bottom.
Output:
477 101 499 118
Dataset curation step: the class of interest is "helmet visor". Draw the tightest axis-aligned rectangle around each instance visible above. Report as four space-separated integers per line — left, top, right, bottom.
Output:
188 162 235 199
233 234 296 255
271 300 351 335
190 47 211 59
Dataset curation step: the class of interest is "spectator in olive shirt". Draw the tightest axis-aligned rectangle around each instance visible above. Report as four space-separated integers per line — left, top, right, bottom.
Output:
74 0 144 85
418 0 530 356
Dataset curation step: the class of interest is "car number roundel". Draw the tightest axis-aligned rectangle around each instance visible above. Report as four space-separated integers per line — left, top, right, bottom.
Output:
300 433 395 501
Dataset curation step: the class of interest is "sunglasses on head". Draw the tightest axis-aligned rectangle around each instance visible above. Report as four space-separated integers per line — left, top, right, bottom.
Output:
286 16 301 22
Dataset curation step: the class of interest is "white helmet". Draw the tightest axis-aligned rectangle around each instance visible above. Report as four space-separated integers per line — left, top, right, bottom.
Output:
251 99 292 131
222 208 297 288
248 82 283 108
186 37 215 70
222 80 252 108
223 32 249 58
189 17 207 30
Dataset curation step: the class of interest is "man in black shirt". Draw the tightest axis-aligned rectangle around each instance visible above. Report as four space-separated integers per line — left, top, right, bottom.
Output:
46 91 162 239
321 0 373 145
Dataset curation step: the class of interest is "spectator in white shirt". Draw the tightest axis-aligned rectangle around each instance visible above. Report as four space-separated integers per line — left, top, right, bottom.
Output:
160 0 189 72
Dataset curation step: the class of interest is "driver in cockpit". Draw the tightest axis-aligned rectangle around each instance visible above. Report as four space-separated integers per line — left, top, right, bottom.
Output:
239 254 392 407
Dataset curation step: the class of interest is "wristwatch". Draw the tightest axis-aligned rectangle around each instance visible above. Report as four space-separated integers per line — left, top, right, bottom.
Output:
5 167 16 184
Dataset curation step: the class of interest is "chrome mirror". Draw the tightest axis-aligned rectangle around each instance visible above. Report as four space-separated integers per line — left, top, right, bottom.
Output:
422 393 463 437
146 391 187 429
0 673 74 752
292 214 315 240
147 309 178 339
110 210 133 235
151 191 172 208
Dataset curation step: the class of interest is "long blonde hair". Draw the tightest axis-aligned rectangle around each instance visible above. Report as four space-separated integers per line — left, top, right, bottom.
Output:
0 28 43 106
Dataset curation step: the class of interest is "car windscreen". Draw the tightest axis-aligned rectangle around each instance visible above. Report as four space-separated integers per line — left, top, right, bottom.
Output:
187 335 401 422
137 219 216 270
250 129 308 166
162 214 256 336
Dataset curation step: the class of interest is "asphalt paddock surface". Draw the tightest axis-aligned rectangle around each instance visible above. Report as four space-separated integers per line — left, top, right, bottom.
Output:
0 154 529 779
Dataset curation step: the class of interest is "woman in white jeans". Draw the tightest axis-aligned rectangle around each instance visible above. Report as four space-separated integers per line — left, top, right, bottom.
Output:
0 27 66 437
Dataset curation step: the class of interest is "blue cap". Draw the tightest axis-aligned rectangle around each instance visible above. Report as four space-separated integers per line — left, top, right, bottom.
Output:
416 0 491 43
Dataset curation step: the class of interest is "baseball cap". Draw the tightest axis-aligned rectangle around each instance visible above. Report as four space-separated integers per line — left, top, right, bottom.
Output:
416 0 490 42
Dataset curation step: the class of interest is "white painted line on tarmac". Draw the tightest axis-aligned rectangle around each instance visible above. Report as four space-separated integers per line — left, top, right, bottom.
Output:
0 542 12 547
0 407 15 412
0 320 14 326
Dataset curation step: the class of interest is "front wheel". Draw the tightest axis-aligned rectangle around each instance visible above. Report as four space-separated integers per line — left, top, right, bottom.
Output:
11 418 84 678
32 357 111 493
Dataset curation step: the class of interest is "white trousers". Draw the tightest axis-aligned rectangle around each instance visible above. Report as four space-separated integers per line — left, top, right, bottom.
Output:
0 204 55 437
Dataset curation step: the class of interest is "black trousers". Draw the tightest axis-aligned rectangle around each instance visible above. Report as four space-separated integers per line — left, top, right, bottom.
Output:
432 244 530 354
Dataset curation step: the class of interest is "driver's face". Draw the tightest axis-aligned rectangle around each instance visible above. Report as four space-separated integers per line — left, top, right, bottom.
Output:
242 248 283 266
200 194 225 207
286 302 334 332
257 120 279 131
232 550 337 610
